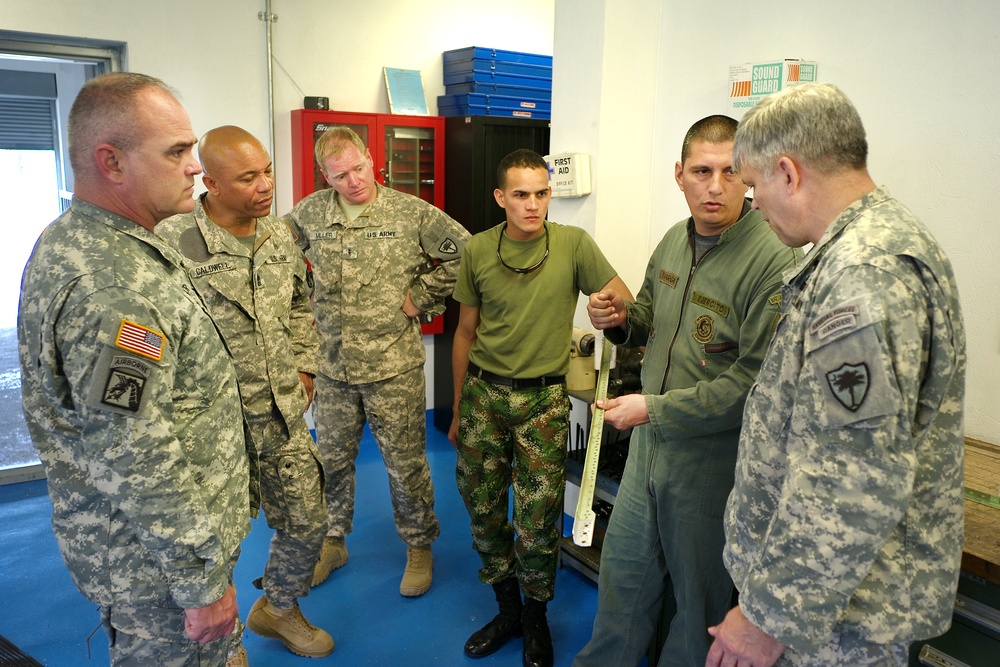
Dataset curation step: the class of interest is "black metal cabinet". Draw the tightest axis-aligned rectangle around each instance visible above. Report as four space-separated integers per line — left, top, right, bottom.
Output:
443 115 551 235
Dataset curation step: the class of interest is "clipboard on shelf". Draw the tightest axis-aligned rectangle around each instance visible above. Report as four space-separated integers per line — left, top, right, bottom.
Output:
383 67 429 116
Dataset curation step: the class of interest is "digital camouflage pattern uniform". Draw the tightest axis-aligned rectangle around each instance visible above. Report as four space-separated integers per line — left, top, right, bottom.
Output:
453 221 617 601
575 204 801 667
284 183 468 546
19 198 250 666
723 187 966 665
158 199 325 611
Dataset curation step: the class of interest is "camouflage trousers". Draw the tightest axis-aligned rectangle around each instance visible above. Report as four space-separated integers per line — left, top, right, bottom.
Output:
102 557 238 667
314 366 440 546
777 628 908 666
249 406 327 609
456 374 569 601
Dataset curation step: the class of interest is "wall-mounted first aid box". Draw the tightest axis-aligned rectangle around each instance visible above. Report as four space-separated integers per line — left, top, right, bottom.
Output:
545 152 591 198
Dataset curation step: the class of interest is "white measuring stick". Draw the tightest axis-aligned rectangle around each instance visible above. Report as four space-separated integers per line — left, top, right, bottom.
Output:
572 333 613 547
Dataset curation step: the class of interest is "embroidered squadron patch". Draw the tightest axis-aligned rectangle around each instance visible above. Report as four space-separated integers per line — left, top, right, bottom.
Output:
439 238 459 255
115 320 164 361
101 356 151 412
693 314 715 344
826 362 870 412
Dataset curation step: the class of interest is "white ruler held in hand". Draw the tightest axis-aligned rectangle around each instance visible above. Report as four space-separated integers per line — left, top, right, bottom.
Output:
572 334 613 547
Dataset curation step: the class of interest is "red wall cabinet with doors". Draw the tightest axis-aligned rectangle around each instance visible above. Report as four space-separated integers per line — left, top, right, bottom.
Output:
291 109 447 334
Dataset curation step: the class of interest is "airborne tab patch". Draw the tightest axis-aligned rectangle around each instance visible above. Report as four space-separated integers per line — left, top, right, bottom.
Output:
115 320 165 361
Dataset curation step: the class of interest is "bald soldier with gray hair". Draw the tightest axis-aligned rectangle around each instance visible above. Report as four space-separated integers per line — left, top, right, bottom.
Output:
158 125 333 663
708 82 966 667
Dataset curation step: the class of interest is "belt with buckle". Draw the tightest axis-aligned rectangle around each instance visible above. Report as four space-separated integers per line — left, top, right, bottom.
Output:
467 361 565 390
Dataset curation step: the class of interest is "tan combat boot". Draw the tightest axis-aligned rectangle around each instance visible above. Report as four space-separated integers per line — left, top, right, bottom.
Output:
246 596 334 658
225 644 248 667
311 536 348 587
399 545 433 597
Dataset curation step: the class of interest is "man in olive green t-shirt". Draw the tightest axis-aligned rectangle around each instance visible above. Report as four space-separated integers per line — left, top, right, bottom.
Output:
448 149 631 667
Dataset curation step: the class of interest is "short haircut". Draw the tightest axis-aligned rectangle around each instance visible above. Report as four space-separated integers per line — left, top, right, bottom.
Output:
680 115 739 164
496 148 548 190
314 126 367 168
68 72 174 179
733 82 868 177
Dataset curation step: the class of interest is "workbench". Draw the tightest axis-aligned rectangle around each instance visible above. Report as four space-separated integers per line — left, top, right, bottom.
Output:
960 438 1000 584
910 438 1000 667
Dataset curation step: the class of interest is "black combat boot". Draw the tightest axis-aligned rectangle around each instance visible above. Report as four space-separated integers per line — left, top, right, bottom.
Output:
521 598 553 667
464 578 523 658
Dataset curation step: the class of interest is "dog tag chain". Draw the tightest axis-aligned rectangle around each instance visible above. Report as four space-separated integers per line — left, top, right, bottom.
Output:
573 335 612 547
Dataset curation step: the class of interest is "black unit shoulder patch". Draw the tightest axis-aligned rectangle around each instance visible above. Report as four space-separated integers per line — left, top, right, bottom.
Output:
825 362 870 412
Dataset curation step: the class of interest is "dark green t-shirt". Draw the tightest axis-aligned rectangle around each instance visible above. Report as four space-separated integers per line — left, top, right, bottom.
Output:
454 221 616 378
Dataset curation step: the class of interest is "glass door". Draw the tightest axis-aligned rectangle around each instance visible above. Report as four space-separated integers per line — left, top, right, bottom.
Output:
383 126 435 202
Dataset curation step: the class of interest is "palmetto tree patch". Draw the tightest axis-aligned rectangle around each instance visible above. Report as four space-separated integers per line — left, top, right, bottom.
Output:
826 362 870 412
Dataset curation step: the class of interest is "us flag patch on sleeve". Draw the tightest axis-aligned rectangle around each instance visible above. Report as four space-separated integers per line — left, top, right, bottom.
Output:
115 320 165 361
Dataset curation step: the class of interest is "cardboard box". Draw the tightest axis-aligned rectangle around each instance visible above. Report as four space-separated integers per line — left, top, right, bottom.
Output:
728 59 817 120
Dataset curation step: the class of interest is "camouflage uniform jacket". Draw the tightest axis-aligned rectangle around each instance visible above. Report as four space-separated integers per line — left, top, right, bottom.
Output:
18 198 250 611
158 200 319 437
723 187 966 651
284 183 468 384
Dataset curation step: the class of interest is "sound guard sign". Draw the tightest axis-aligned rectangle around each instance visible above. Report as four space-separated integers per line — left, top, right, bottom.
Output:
728 59 817 120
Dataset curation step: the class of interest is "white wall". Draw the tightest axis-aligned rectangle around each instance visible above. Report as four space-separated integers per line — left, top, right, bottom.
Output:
553 0 1000 445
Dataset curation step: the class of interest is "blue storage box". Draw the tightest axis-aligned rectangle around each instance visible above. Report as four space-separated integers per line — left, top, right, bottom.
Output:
444 81 552 101
438 93 552 114
443 67 552 90
443 46 552 68
444 57 552 80
438 103 551 120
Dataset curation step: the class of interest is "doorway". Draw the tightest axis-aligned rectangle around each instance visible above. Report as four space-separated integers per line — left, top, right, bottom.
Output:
0 30 123 484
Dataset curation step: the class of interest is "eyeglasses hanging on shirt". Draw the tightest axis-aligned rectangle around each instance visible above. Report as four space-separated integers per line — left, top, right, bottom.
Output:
497 223 549 274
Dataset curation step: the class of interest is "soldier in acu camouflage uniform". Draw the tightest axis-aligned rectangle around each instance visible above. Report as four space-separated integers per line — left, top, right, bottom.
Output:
448 149 632 667
18 73 250 667
157 126 332 662
283 126 469 598
707 83 966 667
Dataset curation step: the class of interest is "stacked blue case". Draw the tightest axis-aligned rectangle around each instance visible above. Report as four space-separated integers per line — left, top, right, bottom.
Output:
439 47 552 119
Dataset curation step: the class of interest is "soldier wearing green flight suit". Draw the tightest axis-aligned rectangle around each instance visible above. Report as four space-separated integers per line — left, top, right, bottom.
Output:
158 125 333 663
